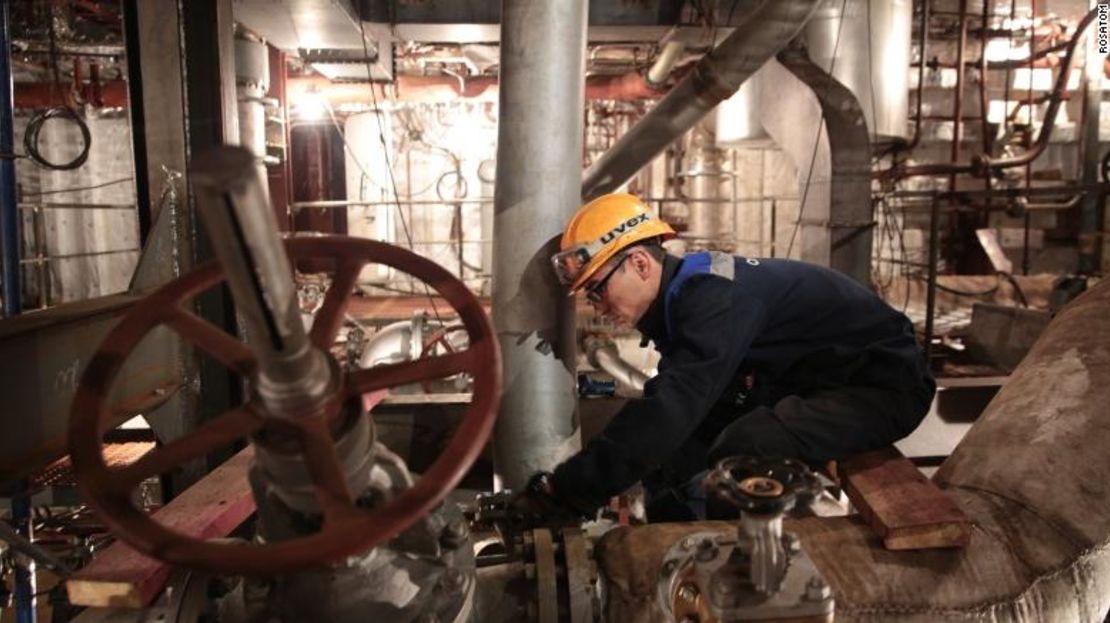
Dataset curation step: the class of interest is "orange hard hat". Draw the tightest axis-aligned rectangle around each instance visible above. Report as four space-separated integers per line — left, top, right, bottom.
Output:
551 193 676 293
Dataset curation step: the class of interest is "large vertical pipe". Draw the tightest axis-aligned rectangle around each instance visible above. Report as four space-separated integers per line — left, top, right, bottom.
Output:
1078 0 1103 274
0 0 19 317
492 0 587 490
681 122 732 250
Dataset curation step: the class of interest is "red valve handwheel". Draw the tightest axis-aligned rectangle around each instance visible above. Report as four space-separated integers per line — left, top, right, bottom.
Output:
68 237 501 575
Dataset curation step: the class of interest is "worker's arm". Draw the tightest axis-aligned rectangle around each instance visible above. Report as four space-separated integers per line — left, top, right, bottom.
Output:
550 274 766 513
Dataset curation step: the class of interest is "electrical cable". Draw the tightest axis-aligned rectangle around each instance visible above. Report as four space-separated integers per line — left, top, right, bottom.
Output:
785 0 849 259
23 106 92 170
931 280 999 297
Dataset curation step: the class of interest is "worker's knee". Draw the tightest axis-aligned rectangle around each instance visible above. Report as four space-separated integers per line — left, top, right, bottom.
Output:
707 410 800 465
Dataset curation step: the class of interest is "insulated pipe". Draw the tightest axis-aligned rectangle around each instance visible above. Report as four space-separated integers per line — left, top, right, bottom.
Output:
284 73 665 105
581 0 822 201
585 338 649 396
646 40 686 88
491 0 586 490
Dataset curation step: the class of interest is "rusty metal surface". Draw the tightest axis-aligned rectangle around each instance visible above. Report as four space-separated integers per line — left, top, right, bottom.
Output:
0 294 181 486
68 236 501 575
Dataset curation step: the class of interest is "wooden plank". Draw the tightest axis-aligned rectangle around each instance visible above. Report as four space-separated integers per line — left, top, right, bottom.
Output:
839 446 971 551
66 447 256 608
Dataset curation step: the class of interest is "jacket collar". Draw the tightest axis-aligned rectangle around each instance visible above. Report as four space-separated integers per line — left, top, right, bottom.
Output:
636 253 681 346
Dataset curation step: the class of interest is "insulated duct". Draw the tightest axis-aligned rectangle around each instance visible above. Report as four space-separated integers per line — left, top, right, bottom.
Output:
804 0 912 145
581 0 823 201
714 62 774 147
756 53 872 283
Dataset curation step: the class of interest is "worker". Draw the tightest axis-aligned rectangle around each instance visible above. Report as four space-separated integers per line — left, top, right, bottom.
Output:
517 193 935 523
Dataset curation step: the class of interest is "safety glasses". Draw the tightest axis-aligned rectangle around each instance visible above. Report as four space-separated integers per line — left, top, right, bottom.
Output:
584 255 629 304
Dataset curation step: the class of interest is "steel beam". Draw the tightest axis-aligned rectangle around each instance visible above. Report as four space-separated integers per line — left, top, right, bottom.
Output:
0 295 181 484
182 0 245 474
491 0 587 490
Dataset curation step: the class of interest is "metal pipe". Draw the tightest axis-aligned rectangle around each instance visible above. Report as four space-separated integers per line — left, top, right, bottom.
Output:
979 2 994 217
190 146 333 417
581 0 822 201
924 195 940 363
890 8 1099 179
903 0 930 152
888 183 1110 200
491 0 586 490
1078 0 1103 274
585 338 649 396
0 0 20 318
646 40 686 87
950 0 969 193
0 517 74 576
978 2 992 159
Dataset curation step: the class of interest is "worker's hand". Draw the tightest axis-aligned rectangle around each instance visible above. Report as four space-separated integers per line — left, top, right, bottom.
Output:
508 472 585 529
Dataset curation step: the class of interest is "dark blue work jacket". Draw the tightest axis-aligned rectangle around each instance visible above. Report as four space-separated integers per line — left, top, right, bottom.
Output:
551 252 935 512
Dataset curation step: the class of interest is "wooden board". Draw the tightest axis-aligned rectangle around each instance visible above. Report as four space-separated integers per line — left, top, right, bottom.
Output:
66 447 256 608
839 447 971 551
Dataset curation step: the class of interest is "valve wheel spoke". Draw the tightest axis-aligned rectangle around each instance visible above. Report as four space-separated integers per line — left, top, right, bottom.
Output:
347 350 475 396
295 417 356 522
164 308 257 377
309 260 365 350
113 407 263 492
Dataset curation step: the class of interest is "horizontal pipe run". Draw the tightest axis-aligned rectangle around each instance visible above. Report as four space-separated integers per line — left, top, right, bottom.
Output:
291 198 491 210
884 182 1110 200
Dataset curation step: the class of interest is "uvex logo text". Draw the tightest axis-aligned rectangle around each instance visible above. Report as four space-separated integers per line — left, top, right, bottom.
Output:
599 213 650 244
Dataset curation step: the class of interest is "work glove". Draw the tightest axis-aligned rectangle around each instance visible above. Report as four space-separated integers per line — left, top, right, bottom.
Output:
508 472 588 529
